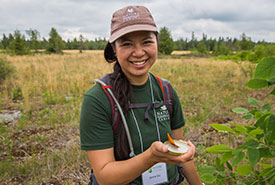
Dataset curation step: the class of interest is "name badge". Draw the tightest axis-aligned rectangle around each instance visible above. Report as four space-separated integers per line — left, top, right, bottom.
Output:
142 162 168 185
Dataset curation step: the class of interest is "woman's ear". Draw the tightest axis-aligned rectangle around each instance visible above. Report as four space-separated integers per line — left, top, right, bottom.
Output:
111 43 117 58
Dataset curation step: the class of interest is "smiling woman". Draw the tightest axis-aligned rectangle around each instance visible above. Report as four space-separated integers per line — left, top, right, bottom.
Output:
80 5 202 185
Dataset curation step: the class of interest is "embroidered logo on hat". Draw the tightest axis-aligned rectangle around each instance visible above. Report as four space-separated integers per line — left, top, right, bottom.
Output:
128 8 133 13
122 10 140 22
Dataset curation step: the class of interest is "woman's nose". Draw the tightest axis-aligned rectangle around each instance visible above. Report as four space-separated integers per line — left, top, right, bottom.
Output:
132 45 145 57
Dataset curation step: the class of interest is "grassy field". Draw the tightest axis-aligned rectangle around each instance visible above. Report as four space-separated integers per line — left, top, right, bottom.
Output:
0 50 274 184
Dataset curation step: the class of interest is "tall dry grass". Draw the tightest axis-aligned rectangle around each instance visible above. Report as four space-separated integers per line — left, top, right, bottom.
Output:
2 50 112 109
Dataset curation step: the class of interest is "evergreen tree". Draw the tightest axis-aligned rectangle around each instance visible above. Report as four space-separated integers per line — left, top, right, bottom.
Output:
79 34 85 53
26 29 40 52
189 31 197 50
41 37 48 49
197 33 209 54
72 38 78 49
174 38 187 50
158 27 174 55
239 33 253 50
197 41 208 54
8 30 30 55
8 33 14 43
46 27 64 53
1 34 9 49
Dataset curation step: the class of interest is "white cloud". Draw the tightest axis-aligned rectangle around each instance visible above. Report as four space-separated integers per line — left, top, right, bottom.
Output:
0 0 274 41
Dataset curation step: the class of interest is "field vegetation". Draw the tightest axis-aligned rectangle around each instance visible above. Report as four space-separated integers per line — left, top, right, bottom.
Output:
0 50 274 184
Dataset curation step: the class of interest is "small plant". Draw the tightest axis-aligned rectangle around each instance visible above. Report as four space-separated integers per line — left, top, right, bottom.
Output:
12 87 23 100
199 57 275 184
42 90 59 105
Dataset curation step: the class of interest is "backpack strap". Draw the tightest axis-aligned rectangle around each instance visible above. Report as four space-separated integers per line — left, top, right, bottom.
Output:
94 76 135 158
152 74 174 119
95 73 174 134
129 101 170 121
97 74 121 136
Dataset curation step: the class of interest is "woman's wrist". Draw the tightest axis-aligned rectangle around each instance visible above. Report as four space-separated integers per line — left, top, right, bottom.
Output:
144 146 158 166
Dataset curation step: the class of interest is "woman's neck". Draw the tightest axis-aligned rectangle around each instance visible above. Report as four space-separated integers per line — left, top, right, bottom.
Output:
128 73 149 86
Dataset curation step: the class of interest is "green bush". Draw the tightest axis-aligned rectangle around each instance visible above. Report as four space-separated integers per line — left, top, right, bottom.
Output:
199 57 275 184
0 57 14 85
237 50 253 61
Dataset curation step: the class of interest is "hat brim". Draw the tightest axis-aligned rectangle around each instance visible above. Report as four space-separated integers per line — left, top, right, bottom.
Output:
109 24 158 43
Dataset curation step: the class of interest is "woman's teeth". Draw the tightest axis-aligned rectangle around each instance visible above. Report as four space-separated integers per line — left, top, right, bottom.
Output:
131 59 148 65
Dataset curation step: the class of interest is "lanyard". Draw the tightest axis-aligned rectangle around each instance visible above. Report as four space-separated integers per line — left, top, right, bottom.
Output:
130 73 161 153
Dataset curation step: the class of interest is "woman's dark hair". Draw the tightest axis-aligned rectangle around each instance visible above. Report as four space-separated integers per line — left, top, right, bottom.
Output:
104 32 158 160
104 42 133 160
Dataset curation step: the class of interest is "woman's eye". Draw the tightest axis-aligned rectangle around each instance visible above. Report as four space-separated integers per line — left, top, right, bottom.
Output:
121 42 132 47
144 40 153 45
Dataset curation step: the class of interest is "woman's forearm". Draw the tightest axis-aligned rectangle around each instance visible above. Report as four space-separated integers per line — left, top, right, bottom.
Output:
88 149 156 185
181 160 202 185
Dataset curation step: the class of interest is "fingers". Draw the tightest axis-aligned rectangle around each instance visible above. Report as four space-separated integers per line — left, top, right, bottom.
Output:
149 141 196 165
152 141 168 153
178 140 195 163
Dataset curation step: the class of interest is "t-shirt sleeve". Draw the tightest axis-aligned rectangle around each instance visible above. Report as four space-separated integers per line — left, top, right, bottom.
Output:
170 87 185 130
80 84 114 150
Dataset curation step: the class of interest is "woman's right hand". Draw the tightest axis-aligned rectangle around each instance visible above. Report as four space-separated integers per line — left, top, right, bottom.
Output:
148 141 196 165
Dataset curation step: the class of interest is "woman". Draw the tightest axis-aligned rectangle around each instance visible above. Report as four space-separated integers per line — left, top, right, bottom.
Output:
80 5 202 185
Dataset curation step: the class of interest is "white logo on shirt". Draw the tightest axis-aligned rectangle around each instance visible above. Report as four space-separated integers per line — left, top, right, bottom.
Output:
156 106 170 122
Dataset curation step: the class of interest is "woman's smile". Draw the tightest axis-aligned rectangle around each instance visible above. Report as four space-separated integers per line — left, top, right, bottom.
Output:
129 58 149 66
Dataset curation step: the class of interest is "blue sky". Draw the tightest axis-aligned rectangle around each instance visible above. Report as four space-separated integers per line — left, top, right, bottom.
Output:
1 0 274 42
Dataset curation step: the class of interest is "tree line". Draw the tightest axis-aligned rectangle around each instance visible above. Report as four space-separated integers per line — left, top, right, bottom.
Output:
0 28 107 55
1 27 275 62
158 27 275 62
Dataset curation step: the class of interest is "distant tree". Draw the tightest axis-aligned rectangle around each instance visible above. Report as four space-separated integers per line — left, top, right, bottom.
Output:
174 38 187 50
213 42 231 56
7 30 30 55
239 33 253 50
8 33 14 43
189 31 197 50
197 41 208 54
1 34 9 49
158 27 174 55
26 29 40 52
46 27 64 53
196 33 209 54
41 37 48 49
71 38 78 49
79 34 85 53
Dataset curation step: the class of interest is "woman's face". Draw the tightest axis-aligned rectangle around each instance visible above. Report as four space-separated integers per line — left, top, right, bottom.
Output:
113 31 158 85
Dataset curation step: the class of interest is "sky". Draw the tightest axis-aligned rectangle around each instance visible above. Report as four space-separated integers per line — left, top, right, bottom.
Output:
1 0 275 42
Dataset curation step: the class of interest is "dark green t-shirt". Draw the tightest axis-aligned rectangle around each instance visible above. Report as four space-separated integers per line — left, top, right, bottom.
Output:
80 74 185 184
